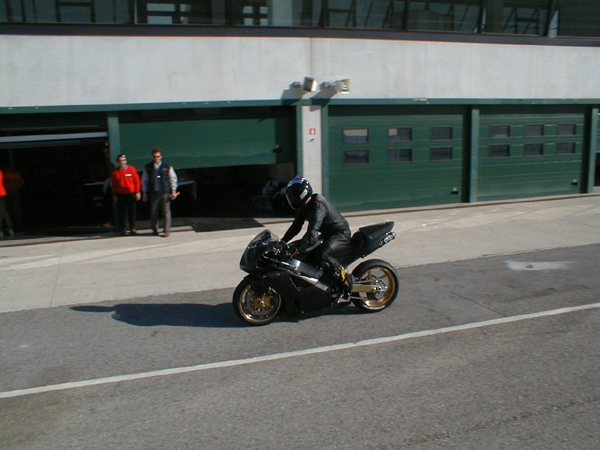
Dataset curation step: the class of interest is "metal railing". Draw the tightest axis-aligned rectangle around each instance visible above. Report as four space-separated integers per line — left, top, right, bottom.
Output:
2 0 598 38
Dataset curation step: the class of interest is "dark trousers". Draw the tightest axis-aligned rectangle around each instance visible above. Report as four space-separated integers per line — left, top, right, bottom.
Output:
0 196 13 234
117 193 136 232
149 192 171 233
314 230 353 273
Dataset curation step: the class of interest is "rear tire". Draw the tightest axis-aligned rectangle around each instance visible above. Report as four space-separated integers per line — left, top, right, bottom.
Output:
233 279 282 326
351 259 399 312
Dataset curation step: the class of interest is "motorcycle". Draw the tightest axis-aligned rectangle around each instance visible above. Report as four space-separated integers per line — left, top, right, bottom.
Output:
232 221 399 325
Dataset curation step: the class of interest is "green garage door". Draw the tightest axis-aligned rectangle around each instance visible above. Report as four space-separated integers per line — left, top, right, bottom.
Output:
478 106 585 200
327 105 466 211
119 108 295 170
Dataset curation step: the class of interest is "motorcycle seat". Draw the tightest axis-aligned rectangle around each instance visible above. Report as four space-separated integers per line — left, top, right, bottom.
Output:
350 231 366 253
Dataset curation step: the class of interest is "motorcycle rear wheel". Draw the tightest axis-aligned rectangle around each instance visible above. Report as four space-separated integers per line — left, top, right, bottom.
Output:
351 259 399 312
233 279 282 326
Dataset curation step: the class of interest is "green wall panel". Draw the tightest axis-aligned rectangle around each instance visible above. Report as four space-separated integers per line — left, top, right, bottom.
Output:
478 106 585 200
119 116 294 170
327 105 466 211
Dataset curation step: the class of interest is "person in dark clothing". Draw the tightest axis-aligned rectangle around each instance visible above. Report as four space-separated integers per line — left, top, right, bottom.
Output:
141 148 178 237
281 175 353 295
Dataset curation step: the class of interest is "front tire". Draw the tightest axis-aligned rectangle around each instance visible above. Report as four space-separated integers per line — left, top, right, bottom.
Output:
351 259 399 312
233 279 282 326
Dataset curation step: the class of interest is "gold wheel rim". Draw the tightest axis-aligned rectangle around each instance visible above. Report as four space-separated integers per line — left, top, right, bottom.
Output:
358 267 396 308
239 284 280 323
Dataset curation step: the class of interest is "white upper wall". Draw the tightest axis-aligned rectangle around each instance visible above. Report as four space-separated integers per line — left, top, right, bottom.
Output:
1 34 598 108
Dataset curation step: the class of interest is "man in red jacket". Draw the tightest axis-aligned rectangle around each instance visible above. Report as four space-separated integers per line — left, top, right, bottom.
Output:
111 154 141 235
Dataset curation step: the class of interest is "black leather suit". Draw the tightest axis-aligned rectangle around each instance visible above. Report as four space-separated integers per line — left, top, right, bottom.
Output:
282 193 351 272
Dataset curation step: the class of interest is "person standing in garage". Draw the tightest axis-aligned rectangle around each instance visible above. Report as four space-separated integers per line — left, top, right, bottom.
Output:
0 168 14 239
111 154 141 236
141 148 178 237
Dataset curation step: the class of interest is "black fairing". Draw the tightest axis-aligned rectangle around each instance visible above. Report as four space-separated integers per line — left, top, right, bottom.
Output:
265 270 334 312
240 230 277 272
245 271 335 314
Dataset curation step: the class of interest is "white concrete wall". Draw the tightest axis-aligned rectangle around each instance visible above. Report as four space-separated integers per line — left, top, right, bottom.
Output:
1 35 598 108
300 105 323 194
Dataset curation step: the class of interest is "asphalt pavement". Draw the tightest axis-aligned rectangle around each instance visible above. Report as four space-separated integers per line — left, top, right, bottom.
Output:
1 193 599 449
0 194 598 314
0 244 598 449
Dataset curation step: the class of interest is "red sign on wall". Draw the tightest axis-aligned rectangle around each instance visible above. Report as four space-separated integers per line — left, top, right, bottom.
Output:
308 128 317 136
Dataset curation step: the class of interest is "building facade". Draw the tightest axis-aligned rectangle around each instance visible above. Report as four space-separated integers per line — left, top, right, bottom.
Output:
1 0 599 230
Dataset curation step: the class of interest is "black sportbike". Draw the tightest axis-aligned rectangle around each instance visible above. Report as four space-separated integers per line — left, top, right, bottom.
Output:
233 221 399 325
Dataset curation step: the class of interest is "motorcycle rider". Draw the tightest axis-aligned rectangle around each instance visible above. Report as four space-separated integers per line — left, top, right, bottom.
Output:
281 175 353 296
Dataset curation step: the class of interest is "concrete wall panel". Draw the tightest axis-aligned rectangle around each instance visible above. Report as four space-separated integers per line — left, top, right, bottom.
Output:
1 35 598 108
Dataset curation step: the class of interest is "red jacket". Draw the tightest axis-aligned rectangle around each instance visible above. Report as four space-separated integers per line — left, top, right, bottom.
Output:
111 165 141 195
0 170 6 197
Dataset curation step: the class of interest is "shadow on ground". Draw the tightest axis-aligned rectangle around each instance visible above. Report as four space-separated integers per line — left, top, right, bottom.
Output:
71 302 242 328
71 299 361 328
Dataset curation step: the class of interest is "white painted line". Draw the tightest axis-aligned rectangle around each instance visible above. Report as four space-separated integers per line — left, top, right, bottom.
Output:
1 302 598 400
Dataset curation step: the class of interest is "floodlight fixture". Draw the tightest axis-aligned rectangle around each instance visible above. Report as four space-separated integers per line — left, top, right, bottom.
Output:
303 76 317 92
321 79 351 93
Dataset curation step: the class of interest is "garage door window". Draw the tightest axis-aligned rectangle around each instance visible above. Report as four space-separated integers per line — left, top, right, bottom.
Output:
430 147 453 161
524 143 544 157
388 148 413 163
388 127 412 142
556 142 576 155
430 127 453 141
489 144 510 158
344 150 369 165
343 128 369 144
490 125 510 138
557 124 576 136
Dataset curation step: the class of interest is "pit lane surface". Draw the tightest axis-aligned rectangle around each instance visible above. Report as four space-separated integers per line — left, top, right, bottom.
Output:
1 244 598 449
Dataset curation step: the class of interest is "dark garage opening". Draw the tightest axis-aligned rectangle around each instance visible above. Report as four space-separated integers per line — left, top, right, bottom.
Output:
0 141 293 237
0 141 112 234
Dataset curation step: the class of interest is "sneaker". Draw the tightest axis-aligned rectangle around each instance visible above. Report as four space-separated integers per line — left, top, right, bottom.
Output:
163 232 171 237
129 229 137 235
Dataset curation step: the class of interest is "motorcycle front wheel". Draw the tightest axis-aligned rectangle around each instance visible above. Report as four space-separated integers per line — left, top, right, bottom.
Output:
351 259 399 312
233 279 282 326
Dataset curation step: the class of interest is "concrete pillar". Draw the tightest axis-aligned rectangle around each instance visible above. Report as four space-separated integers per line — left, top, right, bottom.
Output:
300 104 323 194
107 113 120 161
469 107 480 203
585 106 598 193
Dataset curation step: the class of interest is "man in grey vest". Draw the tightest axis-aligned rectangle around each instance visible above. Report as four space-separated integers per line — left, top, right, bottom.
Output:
141 148 178 237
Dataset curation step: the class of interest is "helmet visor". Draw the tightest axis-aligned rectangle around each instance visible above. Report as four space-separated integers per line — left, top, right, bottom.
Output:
286 186 308 210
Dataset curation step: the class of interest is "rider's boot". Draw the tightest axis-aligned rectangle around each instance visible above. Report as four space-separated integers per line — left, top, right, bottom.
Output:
335 266 354 302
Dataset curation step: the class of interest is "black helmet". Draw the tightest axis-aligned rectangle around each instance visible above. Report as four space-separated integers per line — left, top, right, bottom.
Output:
286 175 313 210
